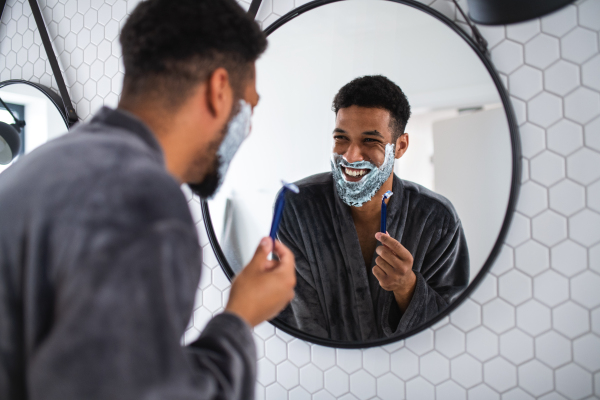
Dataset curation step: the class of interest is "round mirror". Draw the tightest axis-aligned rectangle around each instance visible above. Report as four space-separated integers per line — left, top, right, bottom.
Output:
0 80 71 173
204 0 520 347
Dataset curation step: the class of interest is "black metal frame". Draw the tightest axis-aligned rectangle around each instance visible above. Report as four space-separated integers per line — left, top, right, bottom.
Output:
203 0 522 349
0 80 72 129
0 0 78 128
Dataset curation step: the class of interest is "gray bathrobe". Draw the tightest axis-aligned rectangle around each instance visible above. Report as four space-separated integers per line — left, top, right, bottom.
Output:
0 107 255 399
276 172 469 341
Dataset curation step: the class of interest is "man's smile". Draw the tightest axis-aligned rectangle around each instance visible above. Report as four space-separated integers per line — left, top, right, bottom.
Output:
343 166 371 182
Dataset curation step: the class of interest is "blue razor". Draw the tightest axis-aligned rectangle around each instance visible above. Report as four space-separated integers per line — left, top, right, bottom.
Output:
380 190 393 234
270 181 300 241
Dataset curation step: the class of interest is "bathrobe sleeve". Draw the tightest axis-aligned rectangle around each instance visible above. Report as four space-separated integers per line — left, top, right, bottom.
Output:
275 199 330 339
382 219 469 337
27 171 256 400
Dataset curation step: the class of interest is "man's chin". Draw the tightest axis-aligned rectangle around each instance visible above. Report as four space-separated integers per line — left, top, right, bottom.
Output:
188 171 220 200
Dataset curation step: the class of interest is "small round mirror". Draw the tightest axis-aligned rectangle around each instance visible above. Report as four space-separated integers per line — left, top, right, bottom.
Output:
0 81 70 173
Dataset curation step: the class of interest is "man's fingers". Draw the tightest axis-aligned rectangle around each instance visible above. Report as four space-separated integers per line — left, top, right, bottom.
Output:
273 240 294 267
374 256 394 275
375 232 412 260
372 265 387 282
246 237 273 271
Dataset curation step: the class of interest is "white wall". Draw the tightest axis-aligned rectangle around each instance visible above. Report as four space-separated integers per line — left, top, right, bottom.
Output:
2 0 599 399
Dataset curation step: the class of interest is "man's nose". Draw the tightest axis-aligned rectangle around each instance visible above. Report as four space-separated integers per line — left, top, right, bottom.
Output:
344 143 364 164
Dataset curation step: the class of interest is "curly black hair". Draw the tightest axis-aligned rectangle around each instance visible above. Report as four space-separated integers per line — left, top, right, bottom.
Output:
120 0 267 108
332 75 411 141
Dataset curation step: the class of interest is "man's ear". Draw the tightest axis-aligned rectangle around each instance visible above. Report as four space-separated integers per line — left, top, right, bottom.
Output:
395 133 409 159
206 67 232 118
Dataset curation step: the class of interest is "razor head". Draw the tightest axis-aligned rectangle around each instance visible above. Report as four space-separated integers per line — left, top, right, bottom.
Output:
383 190 393 200
282 181 300 194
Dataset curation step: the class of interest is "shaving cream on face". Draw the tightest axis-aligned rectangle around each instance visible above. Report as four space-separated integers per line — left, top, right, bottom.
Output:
331 143 396 207
210 99 252 198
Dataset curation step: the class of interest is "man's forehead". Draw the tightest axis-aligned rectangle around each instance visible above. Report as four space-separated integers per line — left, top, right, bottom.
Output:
335 106 393 137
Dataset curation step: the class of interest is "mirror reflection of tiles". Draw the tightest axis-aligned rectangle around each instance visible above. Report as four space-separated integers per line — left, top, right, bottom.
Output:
1 0 598 399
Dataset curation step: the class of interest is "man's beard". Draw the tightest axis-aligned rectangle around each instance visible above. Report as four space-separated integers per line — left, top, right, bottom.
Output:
331 143 396 207
188 99 250 199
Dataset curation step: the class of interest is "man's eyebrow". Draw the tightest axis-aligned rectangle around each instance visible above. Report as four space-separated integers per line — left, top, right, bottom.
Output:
333 128 346 134
362 130 384 138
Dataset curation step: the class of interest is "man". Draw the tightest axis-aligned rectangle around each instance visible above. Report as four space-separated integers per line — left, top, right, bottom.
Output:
0 0 296 399
277 75 469 341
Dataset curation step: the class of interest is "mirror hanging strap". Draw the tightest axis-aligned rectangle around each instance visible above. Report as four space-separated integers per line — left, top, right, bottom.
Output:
27 0 79 126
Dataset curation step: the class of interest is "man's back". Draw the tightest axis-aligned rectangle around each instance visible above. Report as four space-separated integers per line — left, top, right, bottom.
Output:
0 108 218 399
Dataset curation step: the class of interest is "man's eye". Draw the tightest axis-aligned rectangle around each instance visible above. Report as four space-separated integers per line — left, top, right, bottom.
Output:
364 138 380 143
334 135 347 140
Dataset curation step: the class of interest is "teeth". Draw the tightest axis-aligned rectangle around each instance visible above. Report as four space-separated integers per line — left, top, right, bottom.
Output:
344 167 368 177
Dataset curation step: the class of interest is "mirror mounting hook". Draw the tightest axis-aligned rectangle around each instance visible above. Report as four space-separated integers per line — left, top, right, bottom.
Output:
452 0 489 57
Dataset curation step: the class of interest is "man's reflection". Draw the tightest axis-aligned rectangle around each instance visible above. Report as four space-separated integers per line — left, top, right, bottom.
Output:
276 75 469 341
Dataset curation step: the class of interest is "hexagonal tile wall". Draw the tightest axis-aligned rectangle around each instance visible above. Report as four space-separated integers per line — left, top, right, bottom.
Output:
2 0 600 398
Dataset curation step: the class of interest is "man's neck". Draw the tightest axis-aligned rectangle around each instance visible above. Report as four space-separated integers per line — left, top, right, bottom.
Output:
349 174 394 223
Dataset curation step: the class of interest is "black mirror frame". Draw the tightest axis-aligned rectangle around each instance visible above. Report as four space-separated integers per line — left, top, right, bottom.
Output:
0 80 76 130
201 0 522 349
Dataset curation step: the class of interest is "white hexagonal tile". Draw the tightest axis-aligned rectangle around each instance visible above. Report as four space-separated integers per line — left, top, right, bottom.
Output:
277 360 299 390
451 354 483 389
550 239 588 276
289 386 311 400
258 358 276 386
536 330 572 368
436 380 466 400
578 0 600 30
584 116 600 152
503 388 535 400
518 360 554 397
534 269 569 307
568 148 600 187
516 300 551 335
490 245 515 277
553 301 591 338
362 347 389 378
478 25 505 48
405 329 434 356
470 274 498 304
509 65 543 101
390 348 419 380
519 123 546 159
435 324 465 358
265 383 287 400
571 271 600 308
482 298 515 334
550 179 586 217
449 300 480 333
265 336 287 365
483 357 517 392
323 367 349 397
548 120 584 157
406 377 434 400
254 322 275 340
499 328 534 365
525 34 560 69
555 363 593 399
529 92 564 128
565 87 600 125
573 333 600 372
561 27 598 64
531 150 566 186
420 351 449 385
312 346 335 371
299 364 323 394
349 370 376 400
517 181 547 217
506 19 540 42
287 339 310 367
516 240 550 276
591 243 600 274
468 383 500 400
588 180 600 215
570 209 600 246
505 212 531 247
498 270 533 306
336 349 362 374
376 373 404 400
532 210 568 246
541 4 577 37
582 54 600 91
512 96 528 125
491 40 523 75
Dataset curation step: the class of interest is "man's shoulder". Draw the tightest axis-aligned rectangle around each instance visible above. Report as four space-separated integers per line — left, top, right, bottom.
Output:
399 178 460 223
288 172 333 200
